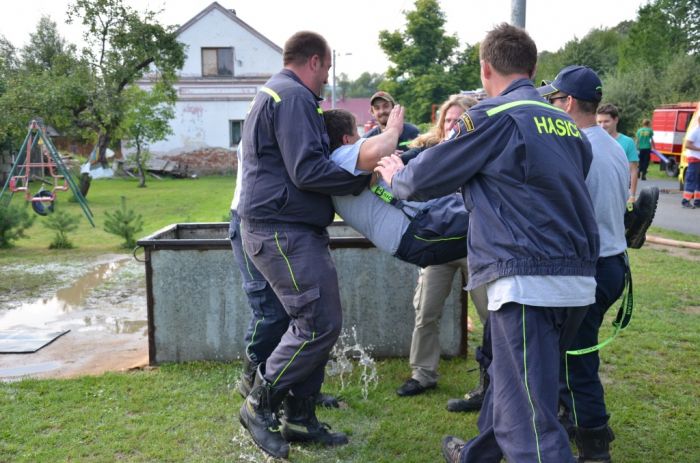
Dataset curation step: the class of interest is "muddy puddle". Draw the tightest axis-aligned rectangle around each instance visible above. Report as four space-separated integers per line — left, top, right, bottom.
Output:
0 255 148 381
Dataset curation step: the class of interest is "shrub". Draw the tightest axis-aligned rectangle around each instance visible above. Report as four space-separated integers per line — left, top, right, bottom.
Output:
0 203 35 248
44 210 79 249
103 196 144 248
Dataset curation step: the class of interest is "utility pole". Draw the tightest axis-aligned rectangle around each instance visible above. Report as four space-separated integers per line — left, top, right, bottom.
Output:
331 50 352 109
511 0 526 28
332 49 336 109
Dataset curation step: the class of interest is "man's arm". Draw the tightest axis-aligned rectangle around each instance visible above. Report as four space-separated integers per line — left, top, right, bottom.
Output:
356 105 404 171
685 134 700 152
622 138 639 200
629 162 639 200
376 111 498 201
276 97 367 196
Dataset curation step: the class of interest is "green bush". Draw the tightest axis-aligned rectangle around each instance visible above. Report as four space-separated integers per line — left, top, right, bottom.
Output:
44 209 79 249
0 203 35 248
103 196 144 248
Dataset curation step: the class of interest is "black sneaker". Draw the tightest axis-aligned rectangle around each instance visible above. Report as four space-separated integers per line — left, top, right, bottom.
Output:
396 378 436 397
625 187 659 248
442 436 466 463
446 391 484 412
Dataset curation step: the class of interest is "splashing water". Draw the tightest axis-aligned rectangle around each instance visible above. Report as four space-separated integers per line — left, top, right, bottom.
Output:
326 326 378 400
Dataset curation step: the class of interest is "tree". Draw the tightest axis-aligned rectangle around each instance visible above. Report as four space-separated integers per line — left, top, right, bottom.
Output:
618 2 687 73
103 196 143 248
345 72 385 98
0 24 90 153
658 0 700 54
535 26 626 84
66 0 185 166
21 16 75 72
0 203 35 248
377 0 476 123
119 84 175 187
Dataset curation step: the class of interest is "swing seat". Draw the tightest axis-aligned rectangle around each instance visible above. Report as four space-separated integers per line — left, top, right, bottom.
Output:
9 177 27 192
51 174 69 191
31 190 55 216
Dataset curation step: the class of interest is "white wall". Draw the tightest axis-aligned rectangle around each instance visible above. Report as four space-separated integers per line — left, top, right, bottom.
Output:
178 8 281 79
148 99 250 154
138 6 282 157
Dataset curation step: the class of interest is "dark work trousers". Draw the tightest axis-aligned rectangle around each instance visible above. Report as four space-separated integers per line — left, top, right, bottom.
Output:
229 211 289 364
458 303 578 463
241 221 343 398
560 253 626 428
638 148 651 176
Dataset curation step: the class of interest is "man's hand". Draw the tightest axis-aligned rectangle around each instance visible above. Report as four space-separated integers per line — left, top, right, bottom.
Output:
385 105 404 135
375 154 404 186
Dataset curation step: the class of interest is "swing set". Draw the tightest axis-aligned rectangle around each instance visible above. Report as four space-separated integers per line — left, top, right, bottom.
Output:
0 119 95 226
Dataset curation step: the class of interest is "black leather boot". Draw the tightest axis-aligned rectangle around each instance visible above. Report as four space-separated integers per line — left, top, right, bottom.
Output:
446 366 489 412
558 403 576 440
237 355 258 398
238 366 289 459
575 424 615 463
280 393 348 446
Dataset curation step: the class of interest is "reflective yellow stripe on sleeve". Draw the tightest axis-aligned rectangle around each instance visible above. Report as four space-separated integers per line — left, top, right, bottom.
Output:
486 100 566 117
260 86 281 103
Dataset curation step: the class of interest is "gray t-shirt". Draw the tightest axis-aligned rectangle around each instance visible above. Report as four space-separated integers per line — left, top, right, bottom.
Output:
583 125 629 257
330 139 412 255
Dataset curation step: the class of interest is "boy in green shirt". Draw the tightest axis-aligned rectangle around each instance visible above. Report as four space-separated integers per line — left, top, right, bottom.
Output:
635 119 655 180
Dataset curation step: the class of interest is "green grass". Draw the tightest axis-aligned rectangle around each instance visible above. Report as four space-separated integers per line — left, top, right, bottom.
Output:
1 176 233 256
644 162 681 183
648 225 700 244
1 175 699 462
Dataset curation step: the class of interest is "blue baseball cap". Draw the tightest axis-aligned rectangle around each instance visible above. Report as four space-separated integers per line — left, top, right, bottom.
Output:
538 65 603 102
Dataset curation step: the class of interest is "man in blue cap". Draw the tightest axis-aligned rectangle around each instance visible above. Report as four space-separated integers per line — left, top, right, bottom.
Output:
539 64 630 463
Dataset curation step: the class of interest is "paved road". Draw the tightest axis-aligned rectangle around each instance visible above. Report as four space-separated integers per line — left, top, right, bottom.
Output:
640 177 699 237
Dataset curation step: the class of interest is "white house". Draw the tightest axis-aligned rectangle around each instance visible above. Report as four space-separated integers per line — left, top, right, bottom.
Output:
139 2 282 172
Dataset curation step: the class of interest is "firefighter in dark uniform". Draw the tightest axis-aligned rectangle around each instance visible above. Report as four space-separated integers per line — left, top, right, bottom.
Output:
237 31 368 459
376 24 600 463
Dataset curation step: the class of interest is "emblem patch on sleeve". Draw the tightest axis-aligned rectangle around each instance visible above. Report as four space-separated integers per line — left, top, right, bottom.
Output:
461 113 475 132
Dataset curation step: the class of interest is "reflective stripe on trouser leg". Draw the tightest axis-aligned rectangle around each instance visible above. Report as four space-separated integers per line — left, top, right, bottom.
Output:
490 303 574 463
241 227 343 397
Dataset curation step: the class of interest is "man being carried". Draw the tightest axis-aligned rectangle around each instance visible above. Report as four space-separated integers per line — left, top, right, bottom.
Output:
323 106 469 268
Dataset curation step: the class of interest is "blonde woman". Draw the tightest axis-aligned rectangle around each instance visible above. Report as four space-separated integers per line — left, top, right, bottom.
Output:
396 94 489 398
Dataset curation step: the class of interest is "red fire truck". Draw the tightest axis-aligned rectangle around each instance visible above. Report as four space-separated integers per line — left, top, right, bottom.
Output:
651 102 699 187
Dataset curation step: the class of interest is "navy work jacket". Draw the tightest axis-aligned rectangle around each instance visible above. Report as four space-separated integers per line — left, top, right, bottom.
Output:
365 123 420 152
391 78 600 290
239 69 368 229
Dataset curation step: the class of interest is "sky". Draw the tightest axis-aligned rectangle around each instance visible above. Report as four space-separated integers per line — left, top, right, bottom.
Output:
0 0 649 79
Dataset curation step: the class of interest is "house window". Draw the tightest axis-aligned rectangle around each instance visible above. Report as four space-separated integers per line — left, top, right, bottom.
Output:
230 120 243 146
202 47 233 77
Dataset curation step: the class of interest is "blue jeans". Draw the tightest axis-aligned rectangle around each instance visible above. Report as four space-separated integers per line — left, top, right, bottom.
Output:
229 211 289 364
683 162 700 206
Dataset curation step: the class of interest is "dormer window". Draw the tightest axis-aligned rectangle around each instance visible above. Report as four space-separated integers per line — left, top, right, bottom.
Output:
202 47 233 77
